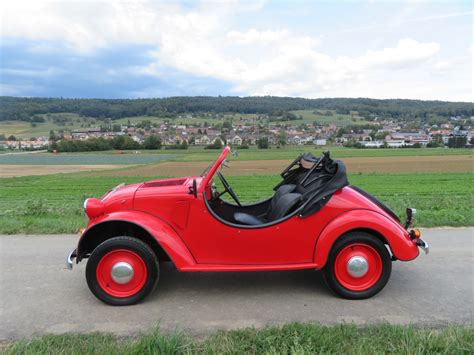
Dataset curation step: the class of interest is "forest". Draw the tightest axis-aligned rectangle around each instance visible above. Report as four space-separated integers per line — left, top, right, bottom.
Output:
1 96 472 122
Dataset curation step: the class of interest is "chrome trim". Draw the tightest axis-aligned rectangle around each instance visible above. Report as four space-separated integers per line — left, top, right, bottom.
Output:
346 256 369 278
67 249 77 270
111 262 134 284
416 238 429 255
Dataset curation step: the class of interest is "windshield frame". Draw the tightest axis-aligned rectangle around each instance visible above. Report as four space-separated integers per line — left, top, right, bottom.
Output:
198 146 231 192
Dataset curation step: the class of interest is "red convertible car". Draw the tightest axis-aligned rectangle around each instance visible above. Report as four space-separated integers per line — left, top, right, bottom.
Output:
67 147 428 305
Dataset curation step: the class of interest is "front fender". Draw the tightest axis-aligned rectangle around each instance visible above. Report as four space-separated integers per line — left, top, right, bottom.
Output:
78 210 196 269
313 209 419 268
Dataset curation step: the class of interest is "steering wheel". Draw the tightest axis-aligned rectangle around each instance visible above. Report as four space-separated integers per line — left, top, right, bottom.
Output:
216 171 242 206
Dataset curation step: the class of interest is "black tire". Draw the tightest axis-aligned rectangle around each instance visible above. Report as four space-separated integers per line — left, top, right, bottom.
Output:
86 236 159 306
323 232 391 299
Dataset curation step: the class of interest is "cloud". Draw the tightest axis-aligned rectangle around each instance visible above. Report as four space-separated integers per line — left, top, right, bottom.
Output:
0 0 469 100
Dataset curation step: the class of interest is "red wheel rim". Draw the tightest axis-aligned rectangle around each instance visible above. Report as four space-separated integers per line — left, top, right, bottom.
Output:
334 243 382 291
96 249 147 298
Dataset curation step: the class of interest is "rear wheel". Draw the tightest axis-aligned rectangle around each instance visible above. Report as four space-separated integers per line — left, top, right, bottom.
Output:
323 232 391 299
86 236 159 306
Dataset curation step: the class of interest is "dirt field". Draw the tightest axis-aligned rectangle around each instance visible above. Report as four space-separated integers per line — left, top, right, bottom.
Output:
86 155 473 177
1 155 471 178
0 165 130 178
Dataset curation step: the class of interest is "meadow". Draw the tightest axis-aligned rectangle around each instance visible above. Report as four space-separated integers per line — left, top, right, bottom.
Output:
0 169 471 234
6 323 473 354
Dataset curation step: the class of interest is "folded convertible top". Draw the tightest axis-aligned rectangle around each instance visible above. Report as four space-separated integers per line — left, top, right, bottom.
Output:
276 152 349 217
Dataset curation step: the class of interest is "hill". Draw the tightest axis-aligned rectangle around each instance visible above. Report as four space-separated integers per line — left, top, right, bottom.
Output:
1 96 472 123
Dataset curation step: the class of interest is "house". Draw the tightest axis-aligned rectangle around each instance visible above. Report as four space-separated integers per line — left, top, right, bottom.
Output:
314 139 327 146
230 135 243 146
359 141 384 148
195 135 210 145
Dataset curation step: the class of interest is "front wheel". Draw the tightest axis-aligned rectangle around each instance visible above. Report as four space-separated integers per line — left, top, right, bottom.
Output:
86 236 159 306
323 232 391 299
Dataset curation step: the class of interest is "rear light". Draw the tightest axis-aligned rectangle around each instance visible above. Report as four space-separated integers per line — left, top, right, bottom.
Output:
84 198 104 219
410 229 421 239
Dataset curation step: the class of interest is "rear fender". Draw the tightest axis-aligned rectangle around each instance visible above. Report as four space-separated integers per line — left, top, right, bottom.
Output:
313 209 419 267
77 211 196 270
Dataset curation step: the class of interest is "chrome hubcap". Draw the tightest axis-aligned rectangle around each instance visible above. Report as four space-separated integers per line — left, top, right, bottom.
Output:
346 256 369 278
111 262 134 284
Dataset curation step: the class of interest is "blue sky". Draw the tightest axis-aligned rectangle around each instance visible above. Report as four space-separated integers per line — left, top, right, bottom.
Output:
0 0 472 101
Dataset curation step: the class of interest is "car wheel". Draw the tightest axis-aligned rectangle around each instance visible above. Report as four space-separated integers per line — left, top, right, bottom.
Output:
323 232 391 299
86 236 159 306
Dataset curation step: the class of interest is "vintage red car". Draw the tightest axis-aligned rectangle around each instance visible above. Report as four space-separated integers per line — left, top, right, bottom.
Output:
67 146 428 305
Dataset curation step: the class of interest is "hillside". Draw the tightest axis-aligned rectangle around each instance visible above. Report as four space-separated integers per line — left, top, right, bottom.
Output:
1 96 472 122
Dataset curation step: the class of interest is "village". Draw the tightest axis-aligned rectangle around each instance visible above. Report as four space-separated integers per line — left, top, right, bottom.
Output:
1 113 472 151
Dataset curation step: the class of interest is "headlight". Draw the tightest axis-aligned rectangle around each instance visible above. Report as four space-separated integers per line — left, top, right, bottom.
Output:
84 198 104 218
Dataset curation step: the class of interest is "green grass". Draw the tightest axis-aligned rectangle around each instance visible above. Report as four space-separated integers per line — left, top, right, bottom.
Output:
93 146 470 163
0 152 175 165
0 172 472 234
6 323 474 354
0 113 95 138
174 146 473 162
289 109 372 126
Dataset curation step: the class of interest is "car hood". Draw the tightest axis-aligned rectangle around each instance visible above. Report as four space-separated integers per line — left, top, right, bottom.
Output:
102 182 141 202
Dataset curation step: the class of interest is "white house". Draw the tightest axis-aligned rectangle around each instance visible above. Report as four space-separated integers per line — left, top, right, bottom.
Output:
231 135 243 146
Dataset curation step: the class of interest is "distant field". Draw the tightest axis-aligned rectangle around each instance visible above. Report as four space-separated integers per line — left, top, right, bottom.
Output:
0 109 380 138
0 171 471 234
289 110 371 126
168 146 473 162
0 152 174 165
115 113 260 126
0 113 94 138
83 155 472 178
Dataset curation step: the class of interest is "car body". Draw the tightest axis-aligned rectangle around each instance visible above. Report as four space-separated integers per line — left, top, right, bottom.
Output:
68 146 428 305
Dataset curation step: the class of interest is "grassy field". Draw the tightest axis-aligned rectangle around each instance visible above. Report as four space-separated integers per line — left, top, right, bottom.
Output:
0 171 471 234
0 152 175 165
6 323 474 354
0 113 96 138
0 147 470 167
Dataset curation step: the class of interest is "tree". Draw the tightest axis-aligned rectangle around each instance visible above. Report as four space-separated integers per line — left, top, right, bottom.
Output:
7 135 16 141
222 120 232 129
49 130 58 142
143 135 162 150
277 129 287 146
448 136 467 148
257 137 269 149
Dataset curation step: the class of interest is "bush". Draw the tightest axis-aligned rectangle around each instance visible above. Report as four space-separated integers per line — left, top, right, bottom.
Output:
257 137 269 149
205 138 223 149
143 135 162 150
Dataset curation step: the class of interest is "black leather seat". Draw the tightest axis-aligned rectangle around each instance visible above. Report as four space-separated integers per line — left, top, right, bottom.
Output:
234 184 303 225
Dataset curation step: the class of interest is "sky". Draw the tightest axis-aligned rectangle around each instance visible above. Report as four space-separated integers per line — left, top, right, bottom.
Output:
0 0 472 101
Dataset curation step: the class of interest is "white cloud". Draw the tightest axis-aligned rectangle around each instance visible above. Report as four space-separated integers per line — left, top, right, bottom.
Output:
0 0 469 100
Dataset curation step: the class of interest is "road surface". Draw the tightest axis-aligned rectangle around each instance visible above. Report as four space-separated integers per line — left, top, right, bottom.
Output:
1 228 472 340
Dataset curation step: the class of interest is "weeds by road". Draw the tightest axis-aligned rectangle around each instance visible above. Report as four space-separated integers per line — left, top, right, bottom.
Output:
6 323 474 354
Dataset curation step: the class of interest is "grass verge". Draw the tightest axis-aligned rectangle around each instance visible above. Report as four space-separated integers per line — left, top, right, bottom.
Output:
6 323 474 354
0 172 472 234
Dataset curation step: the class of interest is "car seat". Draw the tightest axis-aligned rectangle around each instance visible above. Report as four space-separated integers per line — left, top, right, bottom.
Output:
234 184 302 225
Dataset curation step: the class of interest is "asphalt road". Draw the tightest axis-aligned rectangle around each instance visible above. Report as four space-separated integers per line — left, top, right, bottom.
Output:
1 228 473 340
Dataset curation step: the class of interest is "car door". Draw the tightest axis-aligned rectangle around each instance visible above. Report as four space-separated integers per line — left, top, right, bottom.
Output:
180 195 324 265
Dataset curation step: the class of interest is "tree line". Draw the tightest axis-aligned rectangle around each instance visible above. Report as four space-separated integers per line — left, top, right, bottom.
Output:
49 135 164 152
1 96 472 122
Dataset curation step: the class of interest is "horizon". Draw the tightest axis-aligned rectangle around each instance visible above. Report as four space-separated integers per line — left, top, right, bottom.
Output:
1 0 472 101
0 95 471 104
